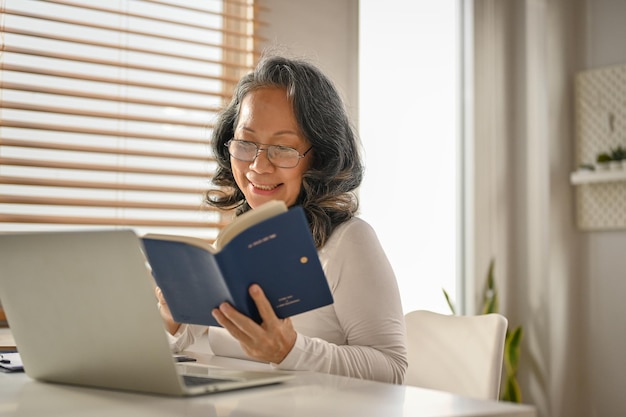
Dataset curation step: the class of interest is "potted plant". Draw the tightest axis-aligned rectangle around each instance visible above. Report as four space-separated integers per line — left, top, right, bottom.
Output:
596 152 612 170
609 145 626 170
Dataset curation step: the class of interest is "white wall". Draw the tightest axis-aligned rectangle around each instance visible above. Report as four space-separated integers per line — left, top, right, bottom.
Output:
256 0 359 124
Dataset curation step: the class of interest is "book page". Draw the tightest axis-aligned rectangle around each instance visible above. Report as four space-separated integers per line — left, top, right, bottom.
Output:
214 200 287 250
142 233 216 253
142 201 287 253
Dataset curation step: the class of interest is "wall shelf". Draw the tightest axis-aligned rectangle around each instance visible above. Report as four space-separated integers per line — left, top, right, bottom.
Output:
573 63 626 230
570 169 626 185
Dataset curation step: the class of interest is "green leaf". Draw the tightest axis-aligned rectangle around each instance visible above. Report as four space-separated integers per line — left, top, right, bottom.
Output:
481 258 498 315
442 288 457 315
504 326 523 375
500 373 522 403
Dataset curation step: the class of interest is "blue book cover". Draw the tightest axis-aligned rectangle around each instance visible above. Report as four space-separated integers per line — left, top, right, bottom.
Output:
141 204 333 327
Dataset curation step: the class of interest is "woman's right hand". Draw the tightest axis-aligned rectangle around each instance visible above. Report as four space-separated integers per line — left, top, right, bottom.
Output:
155 286 181 335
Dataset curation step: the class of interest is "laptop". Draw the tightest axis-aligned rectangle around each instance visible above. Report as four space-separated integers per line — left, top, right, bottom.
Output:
0 229 293 396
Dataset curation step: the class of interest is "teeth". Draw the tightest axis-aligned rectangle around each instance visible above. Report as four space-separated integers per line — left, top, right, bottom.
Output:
252 182 277 191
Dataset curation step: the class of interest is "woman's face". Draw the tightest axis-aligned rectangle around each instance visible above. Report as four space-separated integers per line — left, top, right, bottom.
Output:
231 87 312 209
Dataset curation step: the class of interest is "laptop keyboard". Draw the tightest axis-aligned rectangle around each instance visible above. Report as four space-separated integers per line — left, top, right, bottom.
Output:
182 375 232 386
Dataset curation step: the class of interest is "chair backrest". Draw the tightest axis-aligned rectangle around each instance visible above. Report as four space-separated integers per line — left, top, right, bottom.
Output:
404 310 508 400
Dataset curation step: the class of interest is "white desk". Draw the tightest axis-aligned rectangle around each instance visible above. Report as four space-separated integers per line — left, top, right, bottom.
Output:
0 351 536 417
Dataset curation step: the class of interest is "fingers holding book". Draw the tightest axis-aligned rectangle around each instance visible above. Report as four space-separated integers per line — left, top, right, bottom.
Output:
212 284 297 365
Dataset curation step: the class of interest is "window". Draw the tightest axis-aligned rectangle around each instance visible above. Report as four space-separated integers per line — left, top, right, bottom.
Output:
359 0 463 314
0 0 264 240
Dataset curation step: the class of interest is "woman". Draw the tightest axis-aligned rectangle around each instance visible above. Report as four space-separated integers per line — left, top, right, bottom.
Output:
156 54 407 384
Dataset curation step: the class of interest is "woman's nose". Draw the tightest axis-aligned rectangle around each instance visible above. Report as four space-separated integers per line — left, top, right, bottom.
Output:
249 148 274 172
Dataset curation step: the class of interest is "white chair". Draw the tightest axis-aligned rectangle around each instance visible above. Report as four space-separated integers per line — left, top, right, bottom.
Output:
404 310 508 400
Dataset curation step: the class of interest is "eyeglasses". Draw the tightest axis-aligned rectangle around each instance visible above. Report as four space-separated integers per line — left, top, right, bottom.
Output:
225 139 312 168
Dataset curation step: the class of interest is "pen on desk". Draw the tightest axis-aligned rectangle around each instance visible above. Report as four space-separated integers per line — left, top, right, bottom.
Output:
0 354 10 364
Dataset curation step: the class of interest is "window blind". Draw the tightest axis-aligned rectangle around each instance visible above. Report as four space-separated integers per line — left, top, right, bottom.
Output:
0 0 266 239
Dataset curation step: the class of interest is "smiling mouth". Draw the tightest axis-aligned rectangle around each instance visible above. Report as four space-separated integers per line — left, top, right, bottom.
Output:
251 182 280 191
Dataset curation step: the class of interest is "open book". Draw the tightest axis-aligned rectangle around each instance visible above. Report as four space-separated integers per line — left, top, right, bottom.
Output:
141 201 333 327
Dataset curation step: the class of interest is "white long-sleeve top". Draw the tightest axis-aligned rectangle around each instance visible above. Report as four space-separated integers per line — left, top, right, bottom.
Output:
167 217 407 384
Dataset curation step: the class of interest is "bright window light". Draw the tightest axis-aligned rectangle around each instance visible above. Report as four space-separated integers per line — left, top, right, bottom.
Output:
359 0 461 314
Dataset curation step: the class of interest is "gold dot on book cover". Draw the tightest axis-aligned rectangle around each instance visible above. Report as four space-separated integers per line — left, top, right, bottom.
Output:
300 256 308 264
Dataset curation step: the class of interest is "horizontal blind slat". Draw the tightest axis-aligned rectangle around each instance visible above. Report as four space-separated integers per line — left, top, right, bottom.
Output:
0 194 211 211
1 82 222 112
0 157 211 178
1 63 233 98
1 138 215 162
0 176 208 194
1 101 210 128
0 214 224 228
3 46 242 84
2 120 211 144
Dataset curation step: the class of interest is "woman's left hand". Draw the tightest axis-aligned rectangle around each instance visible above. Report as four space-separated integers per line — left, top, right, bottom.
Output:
211 284 297 364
